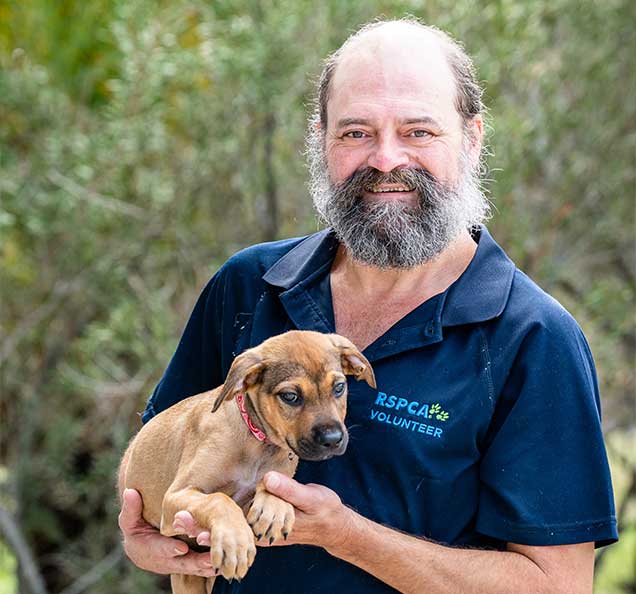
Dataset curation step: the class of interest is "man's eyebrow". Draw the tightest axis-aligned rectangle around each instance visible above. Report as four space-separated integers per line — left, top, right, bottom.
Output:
400 116 441 127
336 117 372 128
335 116 442 128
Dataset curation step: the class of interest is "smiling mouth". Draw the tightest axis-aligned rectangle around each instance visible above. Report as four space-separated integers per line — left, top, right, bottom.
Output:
365 184 415 193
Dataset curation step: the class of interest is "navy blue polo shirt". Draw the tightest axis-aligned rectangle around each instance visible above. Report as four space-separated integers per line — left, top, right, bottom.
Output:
143 226 617 594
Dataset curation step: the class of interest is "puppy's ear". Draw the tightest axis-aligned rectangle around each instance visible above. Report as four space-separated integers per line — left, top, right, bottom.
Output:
329 334 376 389
211 350 265 412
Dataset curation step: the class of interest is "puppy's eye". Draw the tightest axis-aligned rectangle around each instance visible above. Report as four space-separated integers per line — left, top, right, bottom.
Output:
333 382 346 398
278 392 302 406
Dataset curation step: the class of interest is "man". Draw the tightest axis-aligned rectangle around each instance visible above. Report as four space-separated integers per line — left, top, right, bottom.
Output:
118 19 617 593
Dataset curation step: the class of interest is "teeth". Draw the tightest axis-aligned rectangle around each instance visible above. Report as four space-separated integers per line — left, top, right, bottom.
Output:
369 187 413 193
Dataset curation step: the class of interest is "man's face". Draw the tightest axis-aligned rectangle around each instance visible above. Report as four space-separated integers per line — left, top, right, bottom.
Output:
326 37 468 194
308 32 488 268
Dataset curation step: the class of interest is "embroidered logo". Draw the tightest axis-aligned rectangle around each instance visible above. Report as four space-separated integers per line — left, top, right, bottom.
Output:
369 392 450 439
428 403 450 421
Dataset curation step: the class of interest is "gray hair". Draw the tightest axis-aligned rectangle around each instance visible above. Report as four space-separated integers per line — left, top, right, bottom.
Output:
305 19 492 266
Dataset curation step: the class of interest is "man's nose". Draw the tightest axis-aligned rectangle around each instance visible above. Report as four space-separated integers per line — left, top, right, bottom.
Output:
367 136 410 172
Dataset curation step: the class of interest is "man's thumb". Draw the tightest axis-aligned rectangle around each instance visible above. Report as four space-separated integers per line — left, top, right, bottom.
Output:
118 488 143 529
263 472 314 510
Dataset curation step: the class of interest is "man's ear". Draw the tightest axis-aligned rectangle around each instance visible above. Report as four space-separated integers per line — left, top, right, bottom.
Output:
329 334 376 389
211 351 265 412
465 114 484 170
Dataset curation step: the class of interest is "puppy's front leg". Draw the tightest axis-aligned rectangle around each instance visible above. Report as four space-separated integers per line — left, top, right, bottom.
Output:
161 487 256 581
247 481 295 545
170 573 207 594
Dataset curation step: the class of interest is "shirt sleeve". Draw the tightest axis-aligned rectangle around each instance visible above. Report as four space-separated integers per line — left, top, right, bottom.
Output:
141 269 227 423
476 316 618 547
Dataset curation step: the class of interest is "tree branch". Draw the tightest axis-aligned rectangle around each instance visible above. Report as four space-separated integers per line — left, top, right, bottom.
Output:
56 546 124 594
47 170 147 220
0 506 48 594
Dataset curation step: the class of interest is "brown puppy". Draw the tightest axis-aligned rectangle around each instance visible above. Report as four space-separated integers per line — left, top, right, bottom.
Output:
123 330 375 594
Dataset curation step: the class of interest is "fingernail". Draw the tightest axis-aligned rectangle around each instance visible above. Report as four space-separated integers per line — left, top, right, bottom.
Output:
174 547 185 555
173 521 185 532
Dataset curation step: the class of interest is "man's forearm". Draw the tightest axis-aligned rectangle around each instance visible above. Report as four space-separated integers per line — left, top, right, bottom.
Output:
327 509 590 594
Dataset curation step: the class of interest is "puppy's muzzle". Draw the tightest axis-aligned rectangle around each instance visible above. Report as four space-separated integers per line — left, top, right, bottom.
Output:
296 423 348 460
314 424 344 449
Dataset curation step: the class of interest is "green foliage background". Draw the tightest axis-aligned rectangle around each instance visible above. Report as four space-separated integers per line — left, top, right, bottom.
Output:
1 1 634 592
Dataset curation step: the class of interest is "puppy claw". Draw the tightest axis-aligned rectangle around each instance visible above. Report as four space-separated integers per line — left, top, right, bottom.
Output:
248 491 295 545
283 531 288 541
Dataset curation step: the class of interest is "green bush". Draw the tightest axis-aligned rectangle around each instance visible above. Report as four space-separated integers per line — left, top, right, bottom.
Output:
1 1 633 592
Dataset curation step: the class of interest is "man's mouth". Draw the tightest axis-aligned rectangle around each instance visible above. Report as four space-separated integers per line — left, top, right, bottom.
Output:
365 183 415 194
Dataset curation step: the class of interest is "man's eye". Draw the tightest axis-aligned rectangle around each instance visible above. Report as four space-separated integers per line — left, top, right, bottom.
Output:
333 382 346 397
409 129 431 138
344 130 367 139
278 392 302 406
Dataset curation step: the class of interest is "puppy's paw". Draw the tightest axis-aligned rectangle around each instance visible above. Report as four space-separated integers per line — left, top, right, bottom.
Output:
209 515 256 581
246 491 295 545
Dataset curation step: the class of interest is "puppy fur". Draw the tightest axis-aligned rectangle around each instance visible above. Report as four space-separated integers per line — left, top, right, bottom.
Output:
122 330 375 594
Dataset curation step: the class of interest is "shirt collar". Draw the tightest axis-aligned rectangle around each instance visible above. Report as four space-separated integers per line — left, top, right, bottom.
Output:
262 227 339 289
441 226 516 326
262 226 516 327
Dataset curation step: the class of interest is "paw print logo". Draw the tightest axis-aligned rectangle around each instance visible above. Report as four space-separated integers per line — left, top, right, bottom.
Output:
429 403 442 418
429 403 449 422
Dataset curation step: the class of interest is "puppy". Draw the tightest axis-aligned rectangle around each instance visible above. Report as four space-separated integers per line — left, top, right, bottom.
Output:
123 330 375 594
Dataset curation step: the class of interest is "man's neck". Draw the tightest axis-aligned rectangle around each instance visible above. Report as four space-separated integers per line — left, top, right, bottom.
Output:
330 230 478 303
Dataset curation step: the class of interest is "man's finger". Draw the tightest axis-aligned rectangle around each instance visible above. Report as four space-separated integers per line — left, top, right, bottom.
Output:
118 488 144 530
173 510 208 538
172 551 217 576
196 531 211 546
263 472 317 510
150 533 189 558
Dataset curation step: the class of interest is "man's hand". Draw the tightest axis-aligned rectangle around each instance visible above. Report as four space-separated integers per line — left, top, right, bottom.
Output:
258 471 355 554
118 488 217 578
253 475 594 594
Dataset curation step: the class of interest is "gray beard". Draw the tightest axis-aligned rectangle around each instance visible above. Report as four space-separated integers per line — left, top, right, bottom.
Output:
308 136 490 269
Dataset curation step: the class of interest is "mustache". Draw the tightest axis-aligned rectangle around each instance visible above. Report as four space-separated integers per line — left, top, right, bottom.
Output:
333 167 444 202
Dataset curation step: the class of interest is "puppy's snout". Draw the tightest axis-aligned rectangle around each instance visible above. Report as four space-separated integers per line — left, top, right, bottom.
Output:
296 422 348 460
313 424 344 450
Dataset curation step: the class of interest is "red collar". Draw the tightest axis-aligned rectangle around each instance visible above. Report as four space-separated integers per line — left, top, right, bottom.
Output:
236 393 268 442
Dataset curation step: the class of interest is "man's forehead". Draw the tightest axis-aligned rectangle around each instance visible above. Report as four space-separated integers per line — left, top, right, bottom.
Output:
329 25 457 122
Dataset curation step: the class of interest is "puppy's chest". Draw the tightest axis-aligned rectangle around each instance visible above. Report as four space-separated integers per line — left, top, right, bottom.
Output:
228 470 259 506
222 452 281 507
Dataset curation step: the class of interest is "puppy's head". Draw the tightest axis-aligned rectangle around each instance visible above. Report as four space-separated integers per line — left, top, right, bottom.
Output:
212 331 375 460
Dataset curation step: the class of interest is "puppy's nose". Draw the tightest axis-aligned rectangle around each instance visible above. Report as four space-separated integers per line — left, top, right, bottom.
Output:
313 425 344 449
